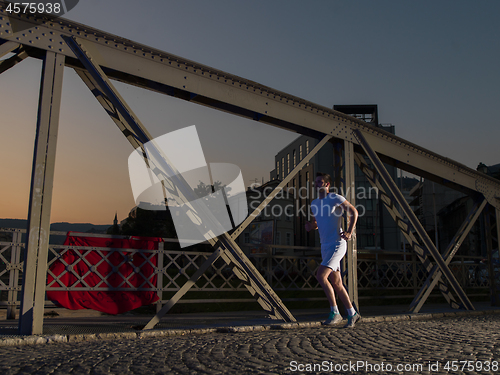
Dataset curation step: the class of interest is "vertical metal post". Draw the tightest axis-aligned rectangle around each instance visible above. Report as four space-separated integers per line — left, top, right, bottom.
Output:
485 207 500 306
332 141 347 285
344 140 358 309
266 247 272 285
7 230 23 320
19 51 64 335
156 241 164 313
496 208 500 305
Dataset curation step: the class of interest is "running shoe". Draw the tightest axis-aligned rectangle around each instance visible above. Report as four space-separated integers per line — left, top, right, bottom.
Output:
323 312 343 325
344 312 361 328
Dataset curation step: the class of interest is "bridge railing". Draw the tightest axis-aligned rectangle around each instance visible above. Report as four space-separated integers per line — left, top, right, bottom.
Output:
0 228 491 319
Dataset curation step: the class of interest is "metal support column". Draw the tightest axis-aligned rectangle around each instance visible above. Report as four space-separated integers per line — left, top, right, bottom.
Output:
496 208 500 305
332 141 347 286
7 230 23 320
155 241 164 313
344 141 358 309
19 51 65 335
353 129 474 311
485 207 500 306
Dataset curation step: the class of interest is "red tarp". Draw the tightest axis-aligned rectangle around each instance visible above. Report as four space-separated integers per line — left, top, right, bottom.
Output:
46 232 161 314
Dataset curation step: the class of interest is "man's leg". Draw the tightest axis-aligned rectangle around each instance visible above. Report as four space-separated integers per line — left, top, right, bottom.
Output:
316 265 336 307
328 271 353 309
329 271 361 328
317 265 343 325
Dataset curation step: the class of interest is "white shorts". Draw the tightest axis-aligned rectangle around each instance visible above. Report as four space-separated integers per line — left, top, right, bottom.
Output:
320 240 347 272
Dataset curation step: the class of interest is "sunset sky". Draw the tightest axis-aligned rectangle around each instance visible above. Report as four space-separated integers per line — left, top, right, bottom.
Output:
1 0 499 225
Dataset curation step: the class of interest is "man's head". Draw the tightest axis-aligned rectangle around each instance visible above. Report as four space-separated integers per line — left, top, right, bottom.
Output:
315 172 331 195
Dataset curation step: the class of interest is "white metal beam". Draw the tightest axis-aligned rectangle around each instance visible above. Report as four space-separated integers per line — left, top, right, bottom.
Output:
19 51 65 335
344 141 358 309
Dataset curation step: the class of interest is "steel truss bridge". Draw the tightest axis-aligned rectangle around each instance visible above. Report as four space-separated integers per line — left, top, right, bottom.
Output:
1 4 499 335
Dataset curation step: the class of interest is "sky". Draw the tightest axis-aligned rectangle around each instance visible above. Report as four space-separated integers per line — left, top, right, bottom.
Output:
1 0 499 225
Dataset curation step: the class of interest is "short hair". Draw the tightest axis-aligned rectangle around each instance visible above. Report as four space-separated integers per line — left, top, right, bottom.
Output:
316 172 332 185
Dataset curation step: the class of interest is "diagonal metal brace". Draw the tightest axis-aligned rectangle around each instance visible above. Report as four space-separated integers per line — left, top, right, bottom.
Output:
353 152 462 310
410 198 487 312
0 44 28 75
143 135 331 328
353 129 474 310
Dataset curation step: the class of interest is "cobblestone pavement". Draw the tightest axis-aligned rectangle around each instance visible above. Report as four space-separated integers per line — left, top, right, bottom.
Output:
0 314 499 374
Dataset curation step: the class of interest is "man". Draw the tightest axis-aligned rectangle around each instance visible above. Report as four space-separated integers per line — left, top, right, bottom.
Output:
305 172 360 328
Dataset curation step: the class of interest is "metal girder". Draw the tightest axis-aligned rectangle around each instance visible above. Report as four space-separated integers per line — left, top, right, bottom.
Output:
410 198 487 313
65 35 296 326
353 129 474 311
353 152 462 310
7 230 22 320
0 40 19 57
1 8 499 208
344 141 358 309
19 51 65 335
0 45 28 74
485 207 500 306
496 208 500 305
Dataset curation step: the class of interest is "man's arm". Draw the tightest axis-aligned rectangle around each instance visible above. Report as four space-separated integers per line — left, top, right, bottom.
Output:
340 200 358 241
305 215 317 232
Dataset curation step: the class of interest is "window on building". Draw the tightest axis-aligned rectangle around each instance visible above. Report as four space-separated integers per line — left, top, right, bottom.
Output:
287 154 290 174
282 157 285 177
276 160 280 179
299 144 303 161
293 149 296 168
244 232 250 244
276 231 281 245
286 232 292 246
